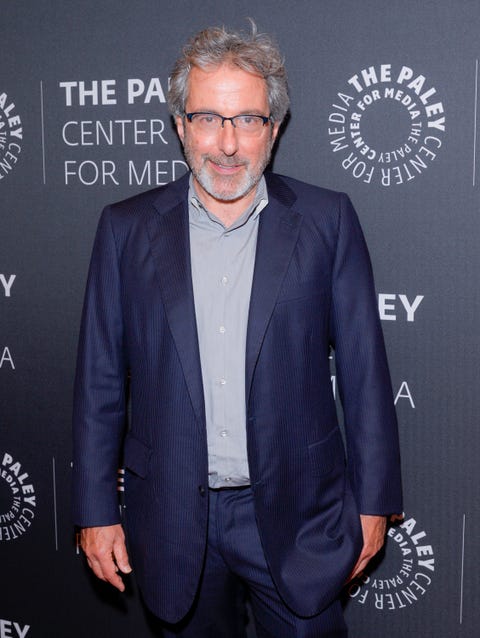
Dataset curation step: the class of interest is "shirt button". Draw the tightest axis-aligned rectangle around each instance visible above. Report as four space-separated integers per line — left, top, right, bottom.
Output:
219 326 226 334
219 430 228 437
221 276 229 285
224 477 232 482
219 378 226 386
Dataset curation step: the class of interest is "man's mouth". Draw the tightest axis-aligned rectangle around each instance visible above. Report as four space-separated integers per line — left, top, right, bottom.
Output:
207 158 247 174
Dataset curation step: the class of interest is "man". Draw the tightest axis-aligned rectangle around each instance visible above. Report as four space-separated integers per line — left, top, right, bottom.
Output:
73 22 402 637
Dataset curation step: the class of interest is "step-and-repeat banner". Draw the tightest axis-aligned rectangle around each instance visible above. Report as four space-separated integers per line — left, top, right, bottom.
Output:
2 1 479 636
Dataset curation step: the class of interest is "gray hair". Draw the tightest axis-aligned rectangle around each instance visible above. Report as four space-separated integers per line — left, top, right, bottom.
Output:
168 21 289 123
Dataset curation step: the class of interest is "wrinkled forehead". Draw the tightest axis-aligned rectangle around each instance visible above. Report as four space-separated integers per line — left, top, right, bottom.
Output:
185 63 269 111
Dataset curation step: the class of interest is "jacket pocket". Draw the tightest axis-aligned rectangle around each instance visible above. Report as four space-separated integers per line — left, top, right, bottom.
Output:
308 428 345 477
124 433 152 479
276 280 325 304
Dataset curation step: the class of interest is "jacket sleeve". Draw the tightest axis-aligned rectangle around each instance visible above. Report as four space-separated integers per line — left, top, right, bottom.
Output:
72 206 127 527
330 193 402 515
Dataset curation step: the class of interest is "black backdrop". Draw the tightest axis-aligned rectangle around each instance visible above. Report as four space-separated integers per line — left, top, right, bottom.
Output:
2 1 479 636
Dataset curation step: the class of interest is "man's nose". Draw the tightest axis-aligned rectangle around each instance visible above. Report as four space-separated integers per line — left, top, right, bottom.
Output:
217 120 239 156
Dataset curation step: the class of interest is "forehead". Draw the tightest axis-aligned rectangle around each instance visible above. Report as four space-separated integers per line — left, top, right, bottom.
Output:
186 64 269 114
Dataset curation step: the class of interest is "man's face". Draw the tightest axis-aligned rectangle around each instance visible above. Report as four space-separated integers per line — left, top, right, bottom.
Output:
175 64 280 209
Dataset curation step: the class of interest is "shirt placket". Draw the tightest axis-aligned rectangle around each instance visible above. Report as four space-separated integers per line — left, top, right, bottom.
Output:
215 227 232 483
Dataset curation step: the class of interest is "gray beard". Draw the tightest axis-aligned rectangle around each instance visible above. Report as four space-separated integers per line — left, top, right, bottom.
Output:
183 140 273 203
191 160 259 201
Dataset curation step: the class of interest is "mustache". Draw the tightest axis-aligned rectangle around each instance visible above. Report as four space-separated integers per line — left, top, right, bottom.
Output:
203 154 249 167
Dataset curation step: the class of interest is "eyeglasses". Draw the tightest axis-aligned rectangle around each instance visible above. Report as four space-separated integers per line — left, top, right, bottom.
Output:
185 112 271 136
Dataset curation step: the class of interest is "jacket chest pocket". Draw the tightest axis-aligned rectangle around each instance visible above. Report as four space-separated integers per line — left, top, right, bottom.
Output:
276 279 326 305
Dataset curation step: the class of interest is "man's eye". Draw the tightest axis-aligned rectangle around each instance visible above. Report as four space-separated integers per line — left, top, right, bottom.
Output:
198 114 217 124
239 116 255 125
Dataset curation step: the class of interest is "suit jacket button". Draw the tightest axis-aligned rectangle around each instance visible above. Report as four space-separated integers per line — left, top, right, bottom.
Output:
198 485 206 497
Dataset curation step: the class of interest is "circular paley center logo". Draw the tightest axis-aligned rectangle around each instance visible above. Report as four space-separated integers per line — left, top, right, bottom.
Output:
345 516 435 611
327 64 445 186
0 91 23 182
0 452 36 541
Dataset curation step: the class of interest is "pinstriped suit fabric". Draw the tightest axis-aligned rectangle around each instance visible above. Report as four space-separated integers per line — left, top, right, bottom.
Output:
73 172 401 622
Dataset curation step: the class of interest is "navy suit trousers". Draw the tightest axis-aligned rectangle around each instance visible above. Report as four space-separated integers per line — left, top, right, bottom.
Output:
162 487 348 638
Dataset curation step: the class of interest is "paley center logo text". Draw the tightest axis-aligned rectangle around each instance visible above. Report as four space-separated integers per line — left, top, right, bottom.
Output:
0 452 36 541
0 619 30 637
346 516 435 611
0 92 23 182
328 64 445 186
58 77 187 186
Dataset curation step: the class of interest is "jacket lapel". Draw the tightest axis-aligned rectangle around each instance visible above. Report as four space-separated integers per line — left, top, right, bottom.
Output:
245 174 303 404
145 173 302 422
146 176 205 429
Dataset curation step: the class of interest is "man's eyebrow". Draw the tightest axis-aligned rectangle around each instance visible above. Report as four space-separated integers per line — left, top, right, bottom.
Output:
187 109 267 116
236 110 268 116
187 109 221 114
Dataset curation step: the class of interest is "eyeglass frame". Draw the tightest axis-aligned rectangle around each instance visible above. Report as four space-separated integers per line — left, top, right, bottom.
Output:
184 111 272 132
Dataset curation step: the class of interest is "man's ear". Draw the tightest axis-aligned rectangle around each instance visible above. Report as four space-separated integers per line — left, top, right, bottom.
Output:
175 115 185 144
271 120 281 145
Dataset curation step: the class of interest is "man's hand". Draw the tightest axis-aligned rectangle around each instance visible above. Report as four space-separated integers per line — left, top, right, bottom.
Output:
80 524 132 592
347 514 387 582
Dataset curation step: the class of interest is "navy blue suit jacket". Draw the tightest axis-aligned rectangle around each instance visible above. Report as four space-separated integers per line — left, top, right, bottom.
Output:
72 172 402 622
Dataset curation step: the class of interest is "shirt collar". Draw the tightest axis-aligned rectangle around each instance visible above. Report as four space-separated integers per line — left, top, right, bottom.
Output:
188 175 268 231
